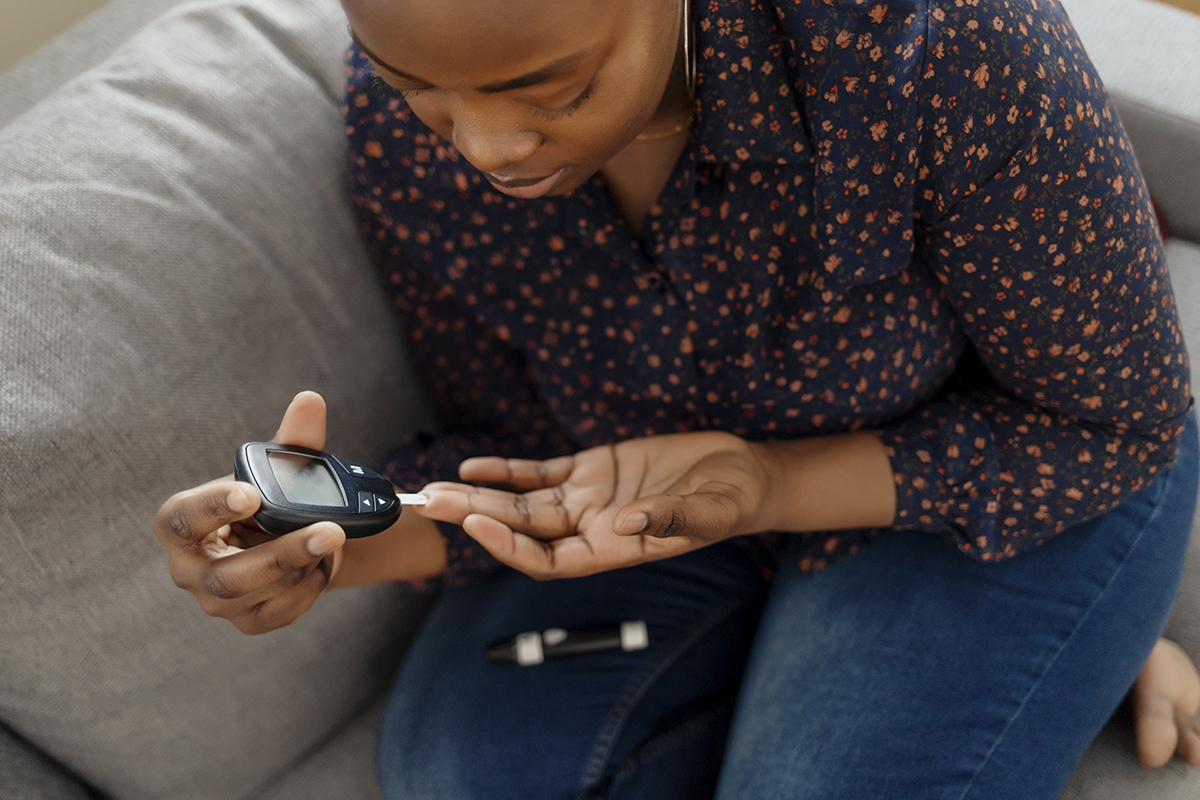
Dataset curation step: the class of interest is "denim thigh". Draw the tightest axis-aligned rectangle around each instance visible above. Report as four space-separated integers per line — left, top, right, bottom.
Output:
716 412 1199 800
376 539 769 800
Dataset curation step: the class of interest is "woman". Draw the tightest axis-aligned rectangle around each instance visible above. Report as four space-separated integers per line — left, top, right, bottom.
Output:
155 0 1200 795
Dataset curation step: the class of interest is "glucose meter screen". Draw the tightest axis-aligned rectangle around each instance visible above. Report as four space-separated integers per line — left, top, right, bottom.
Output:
268 452 345 507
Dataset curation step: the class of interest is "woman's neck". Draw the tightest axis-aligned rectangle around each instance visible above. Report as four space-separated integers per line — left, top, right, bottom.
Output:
601 131 690 241
601 12 694 241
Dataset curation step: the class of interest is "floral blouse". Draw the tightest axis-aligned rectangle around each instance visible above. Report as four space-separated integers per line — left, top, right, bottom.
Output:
343 0 1192 586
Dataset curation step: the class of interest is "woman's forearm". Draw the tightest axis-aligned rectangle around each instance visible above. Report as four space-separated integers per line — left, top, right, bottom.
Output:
329 508 448 588
329 429 897 589
752 430 897 533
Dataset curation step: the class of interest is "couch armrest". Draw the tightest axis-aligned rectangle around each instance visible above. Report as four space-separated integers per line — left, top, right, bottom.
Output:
1059 0 1200 242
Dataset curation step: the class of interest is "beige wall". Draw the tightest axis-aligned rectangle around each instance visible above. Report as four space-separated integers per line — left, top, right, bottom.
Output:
1 0 111 72
0 0 1198 75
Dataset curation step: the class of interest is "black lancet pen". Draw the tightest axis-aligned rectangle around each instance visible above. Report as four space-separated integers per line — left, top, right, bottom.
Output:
485 621 650 666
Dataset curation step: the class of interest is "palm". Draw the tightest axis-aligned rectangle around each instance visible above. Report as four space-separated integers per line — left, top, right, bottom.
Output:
418 431 771 578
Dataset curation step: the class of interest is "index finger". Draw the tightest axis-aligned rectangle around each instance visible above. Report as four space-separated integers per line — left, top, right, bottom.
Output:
155 481 261 549
419 481 575 541
458 455 575 490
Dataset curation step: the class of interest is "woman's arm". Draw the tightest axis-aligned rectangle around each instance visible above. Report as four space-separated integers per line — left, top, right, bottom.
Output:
752 430 896 534
330 509 447 588
414 428 897 579
873 0 1192 559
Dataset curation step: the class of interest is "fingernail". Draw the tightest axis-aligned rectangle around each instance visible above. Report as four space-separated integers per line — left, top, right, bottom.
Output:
622 512 649 535
307 528 340 556
227 488 252 513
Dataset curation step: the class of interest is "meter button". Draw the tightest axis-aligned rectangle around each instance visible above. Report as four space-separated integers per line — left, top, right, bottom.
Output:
334 456 381 481
357 491 376 513
374 493 396 512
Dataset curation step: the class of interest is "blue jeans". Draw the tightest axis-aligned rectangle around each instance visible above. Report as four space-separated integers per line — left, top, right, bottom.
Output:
378 412 1199 799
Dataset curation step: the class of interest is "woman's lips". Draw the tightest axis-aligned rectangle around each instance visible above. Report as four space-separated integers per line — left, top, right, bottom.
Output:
486 167 568 199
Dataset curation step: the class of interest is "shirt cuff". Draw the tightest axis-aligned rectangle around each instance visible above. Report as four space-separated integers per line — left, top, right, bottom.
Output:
378 433 505 590
878 400 1002 558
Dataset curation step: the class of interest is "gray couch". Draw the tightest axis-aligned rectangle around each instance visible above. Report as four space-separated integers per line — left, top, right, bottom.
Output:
1 0 1198 797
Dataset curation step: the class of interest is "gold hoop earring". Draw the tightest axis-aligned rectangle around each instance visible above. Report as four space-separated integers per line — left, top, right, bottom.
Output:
633 0 695 142
683 0 695 99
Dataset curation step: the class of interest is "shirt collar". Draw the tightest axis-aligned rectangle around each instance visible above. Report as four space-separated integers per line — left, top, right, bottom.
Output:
692 5 813 166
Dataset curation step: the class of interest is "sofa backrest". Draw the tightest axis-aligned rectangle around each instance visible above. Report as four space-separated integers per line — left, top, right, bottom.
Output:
0 0 435 796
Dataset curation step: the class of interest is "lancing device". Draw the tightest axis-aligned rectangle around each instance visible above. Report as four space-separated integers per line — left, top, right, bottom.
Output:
486 621 650 666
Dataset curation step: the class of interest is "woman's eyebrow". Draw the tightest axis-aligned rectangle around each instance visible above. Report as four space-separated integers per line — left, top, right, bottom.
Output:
476 51 590 94
349 27 589 93
349 28 425 82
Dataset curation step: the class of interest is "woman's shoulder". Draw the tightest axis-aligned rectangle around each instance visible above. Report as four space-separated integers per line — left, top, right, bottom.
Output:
765 0 1080 79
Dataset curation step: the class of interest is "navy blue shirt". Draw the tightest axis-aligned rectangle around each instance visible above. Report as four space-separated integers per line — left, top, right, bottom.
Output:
344 0 1192 585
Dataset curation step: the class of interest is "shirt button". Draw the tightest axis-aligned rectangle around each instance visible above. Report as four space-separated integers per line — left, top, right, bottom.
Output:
647 274 669 293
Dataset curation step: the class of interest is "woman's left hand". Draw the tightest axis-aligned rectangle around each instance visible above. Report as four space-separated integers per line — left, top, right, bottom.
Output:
416 431 777 579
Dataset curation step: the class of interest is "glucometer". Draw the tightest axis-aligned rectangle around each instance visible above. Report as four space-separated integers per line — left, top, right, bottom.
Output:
234 442 427 538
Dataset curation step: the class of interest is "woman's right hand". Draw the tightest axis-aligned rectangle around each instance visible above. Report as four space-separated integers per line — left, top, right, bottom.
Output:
153 391 346 634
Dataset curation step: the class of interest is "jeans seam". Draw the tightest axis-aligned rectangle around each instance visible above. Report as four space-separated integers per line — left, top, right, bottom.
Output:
577 593 759 791
954 467 1176 800
585 692 737 800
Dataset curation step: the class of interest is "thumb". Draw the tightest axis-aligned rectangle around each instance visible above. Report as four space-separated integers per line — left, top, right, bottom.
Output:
614 492 741 540
272 391 327 451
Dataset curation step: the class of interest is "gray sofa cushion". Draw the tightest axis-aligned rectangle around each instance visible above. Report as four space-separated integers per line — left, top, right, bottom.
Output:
0 723 92 800
253 697 387 800
0 0 434 797
0 0 188 129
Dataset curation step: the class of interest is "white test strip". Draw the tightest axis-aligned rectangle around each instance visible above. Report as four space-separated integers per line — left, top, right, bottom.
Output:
395 493 429 506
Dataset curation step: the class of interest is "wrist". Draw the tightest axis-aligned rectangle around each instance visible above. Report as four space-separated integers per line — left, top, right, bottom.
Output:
328 508 447 589
749 431 897 533
744 439 790 534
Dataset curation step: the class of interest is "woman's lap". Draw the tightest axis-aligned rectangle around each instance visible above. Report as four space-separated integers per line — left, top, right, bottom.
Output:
376 538 771 800
378 414 1198 799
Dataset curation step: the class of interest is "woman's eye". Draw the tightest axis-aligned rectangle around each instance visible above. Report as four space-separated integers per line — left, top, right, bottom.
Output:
534 81 595 122
370 75 427 101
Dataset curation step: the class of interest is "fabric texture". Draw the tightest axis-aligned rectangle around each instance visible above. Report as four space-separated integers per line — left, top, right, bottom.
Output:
0 723 91 800
345 0 1191 586
0 0 434 797
0 0 188 129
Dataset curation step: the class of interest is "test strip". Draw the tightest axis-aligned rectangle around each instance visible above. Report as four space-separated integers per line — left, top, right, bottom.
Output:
395 493 428 506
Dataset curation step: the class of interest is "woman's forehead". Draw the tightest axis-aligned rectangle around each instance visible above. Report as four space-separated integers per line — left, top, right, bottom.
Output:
344 0 613 61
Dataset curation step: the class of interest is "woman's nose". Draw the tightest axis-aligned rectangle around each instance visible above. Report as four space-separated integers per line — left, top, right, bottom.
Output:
450 103 541 175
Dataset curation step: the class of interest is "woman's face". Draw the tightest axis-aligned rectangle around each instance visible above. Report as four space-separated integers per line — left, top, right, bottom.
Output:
341 0 683 198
